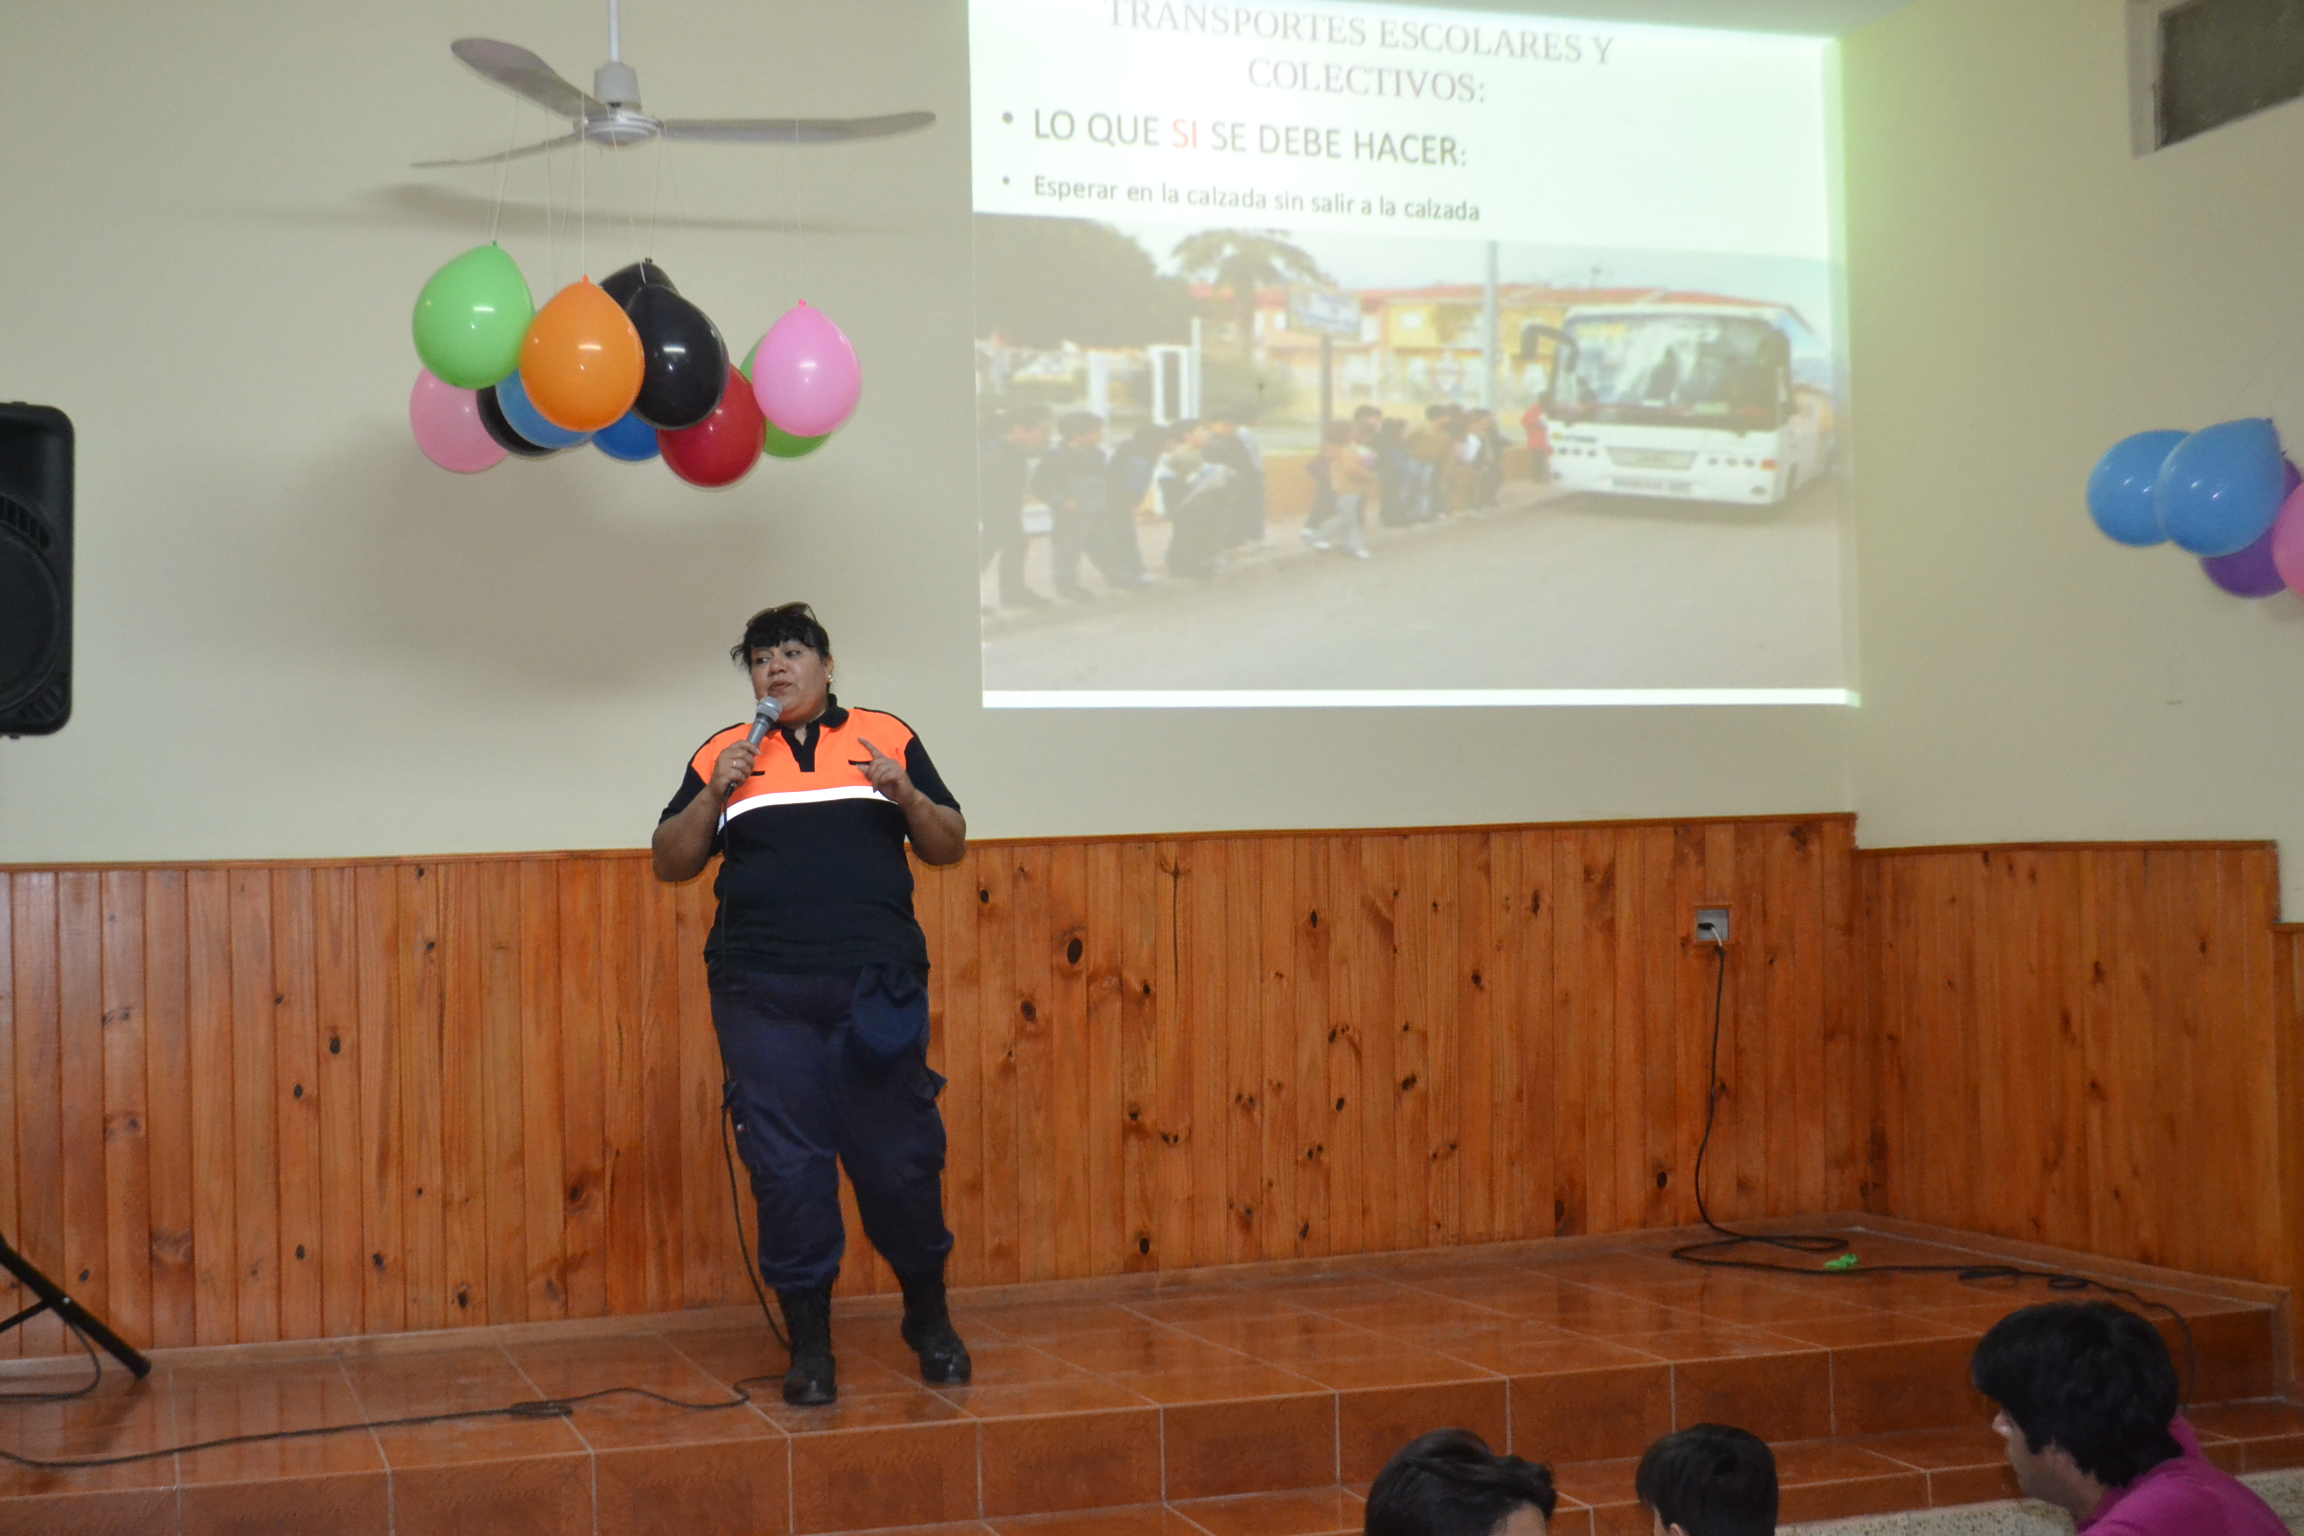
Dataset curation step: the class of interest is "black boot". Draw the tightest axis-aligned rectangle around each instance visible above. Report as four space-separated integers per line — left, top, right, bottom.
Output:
897 1265 972 1385
776 1287 836 1406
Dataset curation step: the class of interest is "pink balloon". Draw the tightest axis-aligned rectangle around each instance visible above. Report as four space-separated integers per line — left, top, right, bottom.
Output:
2272 484 2304 597
409 369 506 474
749 302 861 439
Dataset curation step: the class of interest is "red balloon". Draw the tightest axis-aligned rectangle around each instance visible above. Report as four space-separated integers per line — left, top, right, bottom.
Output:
658 365 765 488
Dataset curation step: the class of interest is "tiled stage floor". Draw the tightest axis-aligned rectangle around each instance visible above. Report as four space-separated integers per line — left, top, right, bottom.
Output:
0 1219 2295 1535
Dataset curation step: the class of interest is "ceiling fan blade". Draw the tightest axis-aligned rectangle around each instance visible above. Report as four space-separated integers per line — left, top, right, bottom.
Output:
657 111 935 145
450 38 604 120
413 131 586 169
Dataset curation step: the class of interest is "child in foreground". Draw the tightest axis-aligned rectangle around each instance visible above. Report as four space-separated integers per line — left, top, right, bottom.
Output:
1636 1424 1779 1536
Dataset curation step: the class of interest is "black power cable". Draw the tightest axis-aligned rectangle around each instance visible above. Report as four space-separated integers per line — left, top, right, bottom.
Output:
1671 939 2201 1402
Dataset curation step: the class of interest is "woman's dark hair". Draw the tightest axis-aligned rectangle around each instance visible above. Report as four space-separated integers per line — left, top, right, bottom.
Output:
1970 1303 2182 1489
1364 1429 1555 1536
1634 1425 1777 1536
730 603 831 668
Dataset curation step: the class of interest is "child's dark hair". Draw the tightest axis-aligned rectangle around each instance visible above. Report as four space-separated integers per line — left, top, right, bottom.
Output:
1364 1429 1555 1536
1634 1425 1778 1536
730 603 831 667
1970 1303 2181 1489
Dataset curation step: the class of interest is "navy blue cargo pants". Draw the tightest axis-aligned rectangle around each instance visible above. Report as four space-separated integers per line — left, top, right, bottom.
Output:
711 968 955 1293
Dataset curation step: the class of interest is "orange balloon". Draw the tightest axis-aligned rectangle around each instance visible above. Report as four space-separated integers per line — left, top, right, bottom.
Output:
519 280 643 432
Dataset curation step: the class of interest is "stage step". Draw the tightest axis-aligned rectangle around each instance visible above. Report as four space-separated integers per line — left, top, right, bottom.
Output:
0 1221 2291 1535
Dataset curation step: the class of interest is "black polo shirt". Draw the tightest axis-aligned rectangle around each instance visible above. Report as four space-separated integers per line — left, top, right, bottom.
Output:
660 697 959 979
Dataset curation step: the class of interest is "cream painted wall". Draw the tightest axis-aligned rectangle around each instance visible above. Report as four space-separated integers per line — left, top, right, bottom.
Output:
1840 0 2304 913
0 0 1851 864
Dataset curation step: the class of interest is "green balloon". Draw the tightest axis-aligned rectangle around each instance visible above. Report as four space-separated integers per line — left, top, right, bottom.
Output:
412 244 534 389
764 421 830 459
740 336 761 380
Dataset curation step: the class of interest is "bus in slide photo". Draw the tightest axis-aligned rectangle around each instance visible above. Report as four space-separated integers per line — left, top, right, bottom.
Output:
1535 303 1830 506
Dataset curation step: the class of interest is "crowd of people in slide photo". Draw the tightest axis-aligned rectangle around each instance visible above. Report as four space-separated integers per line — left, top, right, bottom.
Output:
976 399 1541 607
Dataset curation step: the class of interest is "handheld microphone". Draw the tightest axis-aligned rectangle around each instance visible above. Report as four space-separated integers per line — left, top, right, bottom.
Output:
745 695 782 749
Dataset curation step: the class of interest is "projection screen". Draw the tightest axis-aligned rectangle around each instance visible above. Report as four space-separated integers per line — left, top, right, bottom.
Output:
969 0 1848 707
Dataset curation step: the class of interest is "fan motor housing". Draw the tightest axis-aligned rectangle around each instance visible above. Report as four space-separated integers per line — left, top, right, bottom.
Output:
0 404 72 737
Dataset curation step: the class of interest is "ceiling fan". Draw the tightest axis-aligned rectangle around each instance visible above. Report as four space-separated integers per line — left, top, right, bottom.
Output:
417 0 934 167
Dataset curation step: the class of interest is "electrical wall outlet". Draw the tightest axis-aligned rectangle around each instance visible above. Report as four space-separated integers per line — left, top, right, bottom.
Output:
1694 907 1730 944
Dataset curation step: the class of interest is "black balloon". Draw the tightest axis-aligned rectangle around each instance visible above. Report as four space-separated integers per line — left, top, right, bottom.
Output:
627 285 730 430
599 260 676 310
476 386 558 457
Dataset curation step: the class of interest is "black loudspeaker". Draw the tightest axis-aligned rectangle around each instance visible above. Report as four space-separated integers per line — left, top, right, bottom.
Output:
0 404 71 737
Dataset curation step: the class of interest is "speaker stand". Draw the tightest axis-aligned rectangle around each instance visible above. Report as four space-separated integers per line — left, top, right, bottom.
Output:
0 1231 149 1378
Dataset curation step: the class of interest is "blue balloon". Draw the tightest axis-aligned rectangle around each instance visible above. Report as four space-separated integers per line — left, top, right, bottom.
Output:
594 409 661 462
494 369 593 450
2155 418 2285 557
2087 430 2185 546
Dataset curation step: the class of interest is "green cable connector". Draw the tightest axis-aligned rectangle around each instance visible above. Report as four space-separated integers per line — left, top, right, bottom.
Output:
1824 1253 1861 1271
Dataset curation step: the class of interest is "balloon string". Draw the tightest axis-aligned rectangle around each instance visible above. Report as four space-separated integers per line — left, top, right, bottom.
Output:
580 137 588 279
489 97 518 244
649 138 665 259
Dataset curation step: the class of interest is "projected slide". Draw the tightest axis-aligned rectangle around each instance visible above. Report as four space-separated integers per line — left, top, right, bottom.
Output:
969 0 1848 706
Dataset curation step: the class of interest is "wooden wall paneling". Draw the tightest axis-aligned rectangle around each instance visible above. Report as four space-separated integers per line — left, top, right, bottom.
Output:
2272 924 2304 1383
2032 854 2089 1241
143 870 195 1348
932 851 985 1286
1453 833 1496 1245
670 872 724 1312
1354 836 1405 1253
396 863 446 1332
1667 826 1712 1229
1250 837 1295 1263
98 871 152 1346
477 861 529 1324
555 860 606 1318
312 867 364 1340
1175 838 1225 1268
0 877 20 1357
1150 840 1193 1270
1114 840 1160 1273
1287 837 1332 1259
1782 826 1829 1216
1009 842 1058 1282
14 872 66 1358
1080 843 1127 1274
1221 837 1267 1266
2211 850 2276 1280
975 847 1022 1285
352 865 405 1336
271 867 324 1339
637 872 685 1313
56 874 105 1345
1396 834 1445 1250
1606 828 1655 1232
1513 831 1559 1239
1631 829 1677 1230
1963 853 2016 1238
597 858 647 1315
1557 829 1612 1234
185 869 237 1344
226 869 278 1341
519 861 569 1320
1315 838 1366 1256
1044 843 1094 1280
1816 818 1865 1210
433 864 485 1323
1723 825 1771 1223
